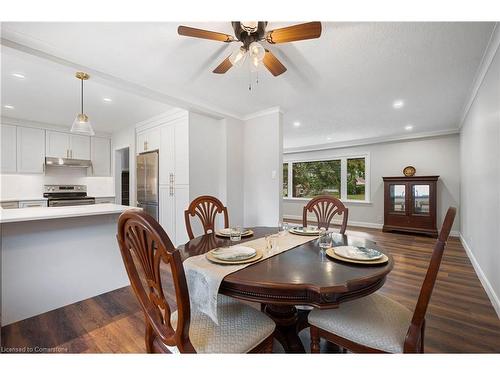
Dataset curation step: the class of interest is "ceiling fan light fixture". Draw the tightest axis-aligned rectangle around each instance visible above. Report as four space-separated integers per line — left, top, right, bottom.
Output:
249 41 265 61
241 21 258 33
229 47 247 67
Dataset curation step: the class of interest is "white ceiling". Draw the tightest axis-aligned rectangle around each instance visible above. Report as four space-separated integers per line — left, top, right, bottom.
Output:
1 46 172 133
1 22 495 146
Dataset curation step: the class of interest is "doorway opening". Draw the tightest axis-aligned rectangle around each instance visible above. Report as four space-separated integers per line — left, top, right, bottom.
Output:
115 147 130 205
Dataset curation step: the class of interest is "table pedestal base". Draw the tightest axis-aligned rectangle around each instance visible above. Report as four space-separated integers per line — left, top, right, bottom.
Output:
264 304 310 353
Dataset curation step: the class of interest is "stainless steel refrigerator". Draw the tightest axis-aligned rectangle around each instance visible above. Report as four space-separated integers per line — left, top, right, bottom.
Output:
136 151 159 220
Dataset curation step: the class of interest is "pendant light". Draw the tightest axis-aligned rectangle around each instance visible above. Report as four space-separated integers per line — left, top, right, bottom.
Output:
71 72 95 136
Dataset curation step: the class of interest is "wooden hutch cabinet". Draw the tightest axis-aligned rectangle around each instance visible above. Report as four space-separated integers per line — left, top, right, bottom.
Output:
382 176 439 237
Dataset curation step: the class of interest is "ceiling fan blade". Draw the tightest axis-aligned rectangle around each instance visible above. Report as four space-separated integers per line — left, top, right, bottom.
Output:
265 22 322 44
263 50 287 76
213 55 233 74
178 25 235 42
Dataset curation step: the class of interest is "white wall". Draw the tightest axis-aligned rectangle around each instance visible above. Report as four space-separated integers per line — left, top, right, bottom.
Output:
243 110 283 227
459 35 500 317
225 116 245 226
283 134 460 233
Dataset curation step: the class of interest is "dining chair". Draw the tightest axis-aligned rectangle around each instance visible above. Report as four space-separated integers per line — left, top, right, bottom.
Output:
117 209 275 353
185 195 229 240
308 206 456 353
303 195 349 234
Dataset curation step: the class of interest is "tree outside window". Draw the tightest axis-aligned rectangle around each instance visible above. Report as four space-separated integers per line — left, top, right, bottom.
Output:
292 160 341 198
347 158 366 201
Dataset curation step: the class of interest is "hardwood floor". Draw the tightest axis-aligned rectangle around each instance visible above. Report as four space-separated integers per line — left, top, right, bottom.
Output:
2 227 499 353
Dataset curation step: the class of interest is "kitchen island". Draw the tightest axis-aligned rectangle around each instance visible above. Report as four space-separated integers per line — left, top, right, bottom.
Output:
1 204 137 326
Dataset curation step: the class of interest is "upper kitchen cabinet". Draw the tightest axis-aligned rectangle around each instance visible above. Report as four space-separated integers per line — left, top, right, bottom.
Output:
91 137 111 176
136 126 160 154
1 124 17 173
71 134 91 160
16 126 45 174
46 130 70 158
46 130 90 159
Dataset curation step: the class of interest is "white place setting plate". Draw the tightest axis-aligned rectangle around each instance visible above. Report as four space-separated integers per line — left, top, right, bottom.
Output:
215 228 254 238
289 226 321 236
207 246 262 265
333 245 383 260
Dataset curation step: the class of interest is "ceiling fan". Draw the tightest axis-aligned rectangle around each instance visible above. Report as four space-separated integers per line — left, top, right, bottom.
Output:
177 21 322 77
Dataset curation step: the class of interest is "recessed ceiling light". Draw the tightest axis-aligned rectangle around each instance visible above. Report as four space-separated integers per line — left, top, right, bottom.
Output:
293 121 301 127
103 97 112 103
11 73 25 79
326 136 332 141
392 99 404 109
405 124 414 131
3 105 15 110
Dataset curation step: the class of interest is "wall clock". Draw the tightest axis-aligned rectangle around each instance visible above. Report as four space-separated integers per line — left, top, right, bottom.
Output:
403 166 416 177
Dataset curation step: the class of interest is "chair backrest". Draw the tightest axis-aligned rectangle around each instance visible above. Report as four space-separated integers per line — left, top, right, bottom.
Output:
116 209 195 353
303 195 349 234
184 195 229 240
404 207 456 353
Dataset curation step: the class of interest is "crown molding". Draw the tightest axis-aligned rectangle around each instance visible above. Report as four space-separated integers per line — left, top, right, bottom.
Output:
242 106 283 121
135 108 188 133
459 22 500 129
0 116 112 138
283 128 459 154
0 35 242 121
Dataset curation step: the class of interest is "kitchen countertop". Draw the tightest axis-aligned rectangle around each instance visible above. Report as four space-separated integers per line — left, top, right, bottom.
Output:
0 203 137 223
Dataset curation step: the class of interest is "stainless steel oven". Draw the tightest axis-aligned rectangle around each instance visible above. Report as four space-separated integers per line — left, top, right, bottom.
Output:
44 185 96 207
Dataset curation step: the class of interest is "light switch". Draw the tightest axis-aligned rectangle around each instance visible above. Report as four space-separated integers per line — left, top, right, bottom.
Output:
271 170 277 179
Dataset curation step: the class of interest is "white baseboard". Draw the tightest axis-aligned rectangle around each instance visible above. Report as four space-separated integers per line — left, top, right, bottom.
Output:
283 214 383 230
283 214 460 237
459 233 500 319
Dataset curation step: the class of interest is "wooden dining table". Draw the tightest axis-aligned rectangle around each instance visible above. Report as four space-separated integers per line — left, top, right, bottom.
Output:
178 227 394 353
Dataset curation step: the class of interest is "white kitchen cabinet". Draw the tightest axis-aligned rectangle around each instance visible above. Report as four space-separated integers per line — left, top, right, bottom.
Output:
16 126 45 174
159 125 175 185
137 127 160 154
1 124 17 173
70 134 91 160
159 184 189 247
46 130 90 159
158 118 189 185
46 130 70 158
19 200 47 208
91 137 111 176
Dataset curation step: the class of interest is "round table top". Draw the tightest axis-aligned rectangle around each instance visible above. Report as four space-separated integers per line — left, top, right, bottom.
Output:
179 227 394 308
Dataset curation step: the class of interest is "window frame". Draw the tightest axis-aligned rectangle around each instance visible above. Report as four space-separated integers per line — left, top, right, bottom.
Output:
283 152 371 204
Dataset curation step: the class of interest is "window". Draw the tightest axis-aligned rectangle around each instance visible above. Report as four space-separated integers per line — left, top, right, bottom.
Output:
292 160 341 198
283 154 369 202
347 158 366 201
283 163 288 197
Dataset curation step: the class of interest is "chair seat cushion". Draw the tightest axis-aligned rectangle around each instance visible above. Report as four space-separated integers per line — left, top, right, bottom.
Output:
308 293 412 353
168 295 275 353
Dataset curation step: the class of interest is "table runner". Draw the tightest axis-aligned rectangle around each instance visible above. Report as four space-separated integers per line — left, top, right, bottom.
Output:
183 231 317 324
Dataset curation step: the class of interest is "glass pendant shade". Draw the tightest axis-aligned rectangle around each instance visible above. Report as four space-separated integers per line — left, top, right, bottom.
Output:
71 113 95 136
71 72 95 136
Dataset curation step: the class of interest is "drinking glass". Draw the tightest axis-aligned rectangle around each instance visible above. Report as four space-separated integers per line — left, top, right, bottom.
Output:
278 221 289 236
318 231 333 251
230 226 242 242
265 234 279 255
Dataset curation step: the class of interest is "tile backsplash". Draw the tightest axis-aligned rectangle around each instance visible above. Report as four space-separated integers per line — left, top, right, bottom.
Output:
0 167 114 200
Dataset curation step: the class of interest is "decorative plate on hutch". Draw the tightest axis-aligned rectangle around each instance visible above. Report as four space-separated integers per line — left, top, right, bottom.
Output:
403 166 416 177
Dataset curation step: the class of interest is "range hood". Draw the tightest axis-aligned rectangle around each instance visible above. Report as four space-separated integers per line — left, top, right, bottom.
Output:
45 157 92 168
